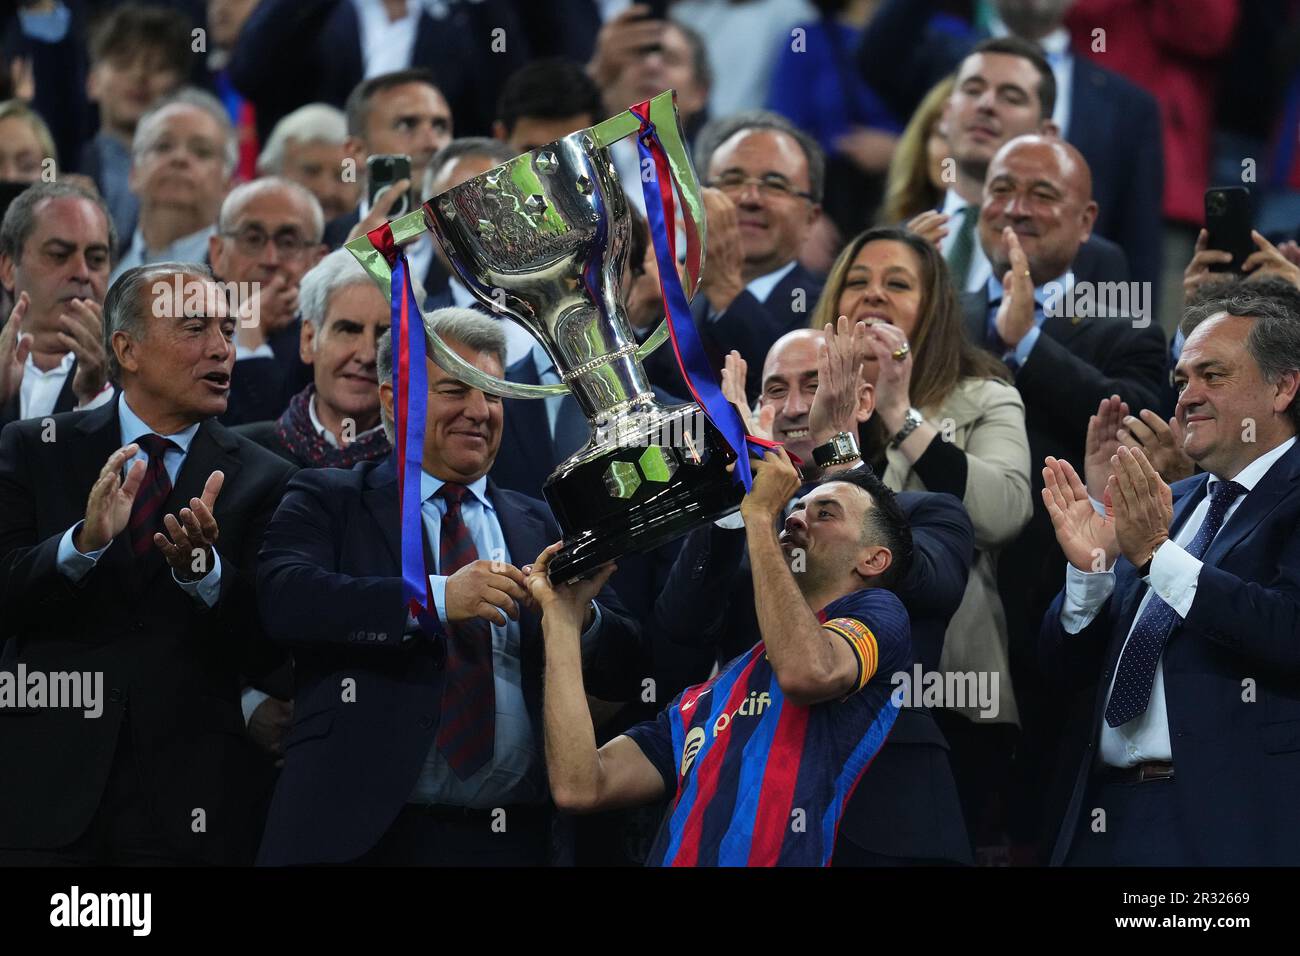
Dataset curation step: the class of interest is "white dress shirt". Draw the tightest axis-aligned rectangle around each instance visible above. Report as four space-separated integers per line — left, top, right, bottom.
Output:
19 350 114 419
1060 436 1298 766
939 189 992 294
352 0 419 78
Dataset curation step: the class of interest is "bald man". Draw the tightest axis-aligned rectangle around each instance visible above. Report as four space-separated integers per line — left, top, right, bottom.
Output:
957 133 1168 854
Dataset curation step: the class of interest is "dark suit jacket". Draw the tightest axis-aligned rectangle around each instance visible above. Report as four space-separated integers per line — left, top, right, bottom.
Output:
644 262 825 404
960 282 1167 659
657 489 976 864
1041 441 1300 865
254 456 640 865
221 321 312 428
854 0 1164 292
0 357 80 430
228 0 533 142
0 402 296 863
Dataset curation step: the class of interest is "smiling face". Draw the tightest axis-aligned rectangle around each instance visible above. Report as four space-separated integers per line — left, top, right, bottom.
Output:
1174 312 1300 480
944 52 1047 182
379 338 505 483
759 329 874 467
0 196 112 351
302 281 389 430
121 271 237 424
707 128 820 280
979 137 1096 285
835 239 923 345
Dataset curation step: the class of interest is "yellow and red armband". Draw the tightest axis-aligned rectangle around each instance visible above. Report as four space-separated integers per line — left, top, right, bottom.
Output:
821 616 878 694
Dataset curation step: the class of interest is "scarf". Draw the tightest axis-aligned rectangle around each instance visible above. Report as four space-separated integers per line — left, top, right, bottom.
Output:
274 385 390 468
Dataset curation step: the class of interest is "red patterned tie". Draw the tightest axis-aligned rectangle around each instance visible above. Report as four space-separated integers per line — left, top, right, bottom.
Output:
434 483 495 778
129 434 177 558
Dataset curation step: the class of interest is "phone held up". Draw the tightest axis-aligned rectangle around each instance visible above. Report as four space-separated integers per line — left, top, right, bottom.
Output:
367 154 412 219
1204 186 1253 274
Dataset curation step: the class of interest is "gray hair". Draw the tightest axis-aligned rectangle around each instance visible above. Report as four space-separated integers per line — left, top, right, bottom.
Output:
133 87 239 178
375 308 507 443
430 137 516 186
1183 276 1300 429
103 261 214 385
256 103 348 176
693 110 825 204
217 176 325 243
299 248 374 332
0 181 116 262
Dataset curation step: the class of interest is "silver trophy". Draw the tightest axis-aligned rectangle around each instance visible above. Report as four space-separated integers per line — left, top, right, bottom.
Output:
348 90 743 581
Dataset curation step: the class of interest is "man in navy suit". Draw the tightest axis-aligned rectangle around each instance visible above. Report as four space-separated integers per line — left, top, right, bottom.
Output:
642 111 826 405
256 307 639 866
1040 278 1300 865
857 4 1163 293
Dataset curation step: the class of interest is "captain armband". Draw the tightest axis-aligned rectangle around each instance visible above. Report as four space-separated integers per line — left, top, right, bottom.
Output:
821 617 878 694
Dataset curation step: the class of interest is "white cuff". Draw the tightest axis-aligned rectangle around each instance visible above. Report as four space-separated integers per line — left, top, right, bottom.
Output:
713 511 746 530
1146 540 1200 619
1060 562 1116 634
241 687 270 725
172 549 223 608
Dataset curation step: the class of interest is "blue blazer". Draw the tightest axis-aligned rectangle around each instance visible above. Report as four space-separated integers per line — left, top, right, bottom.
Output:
1040 439 1300 865
254 455 640 865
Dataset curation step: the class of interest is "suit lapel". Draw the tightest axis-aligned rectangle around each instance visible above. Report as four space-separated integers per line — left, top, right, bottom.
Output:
491 482 546 571
961 288 988 347
53 358 79 414
362 455 402 570
1201 442 1300 568
504 357 558 474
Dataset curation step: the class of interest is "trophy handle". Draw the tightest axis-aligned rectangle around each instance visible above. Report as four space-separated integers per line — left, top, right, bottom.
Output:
343 89 696 400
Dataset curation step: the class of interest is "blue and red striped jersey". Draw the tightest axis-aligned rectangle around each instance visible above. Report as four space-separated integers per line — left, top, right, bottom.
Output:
624 587 911 866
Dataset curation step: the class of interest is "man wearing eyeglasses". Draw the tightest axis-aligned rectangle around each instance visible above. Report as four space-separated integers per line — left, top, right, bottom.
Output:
643 110 825 405
209 178 326 426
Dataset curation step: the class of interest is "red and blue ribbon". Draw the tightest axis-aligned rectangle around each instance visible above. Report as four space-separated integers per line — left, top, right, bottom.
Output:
370 223 433 616
629 100 779 489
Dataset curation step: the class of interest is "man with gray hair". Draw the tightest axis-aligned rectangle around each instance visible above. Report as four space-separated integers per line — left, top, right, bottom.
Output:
256 104 361 221
643 109 826 403
111 88 239 284
210 177 326 425
0 261 296 864
0 182 117 428
1042 276 1300 865
235 248 390 469
256 306 639 866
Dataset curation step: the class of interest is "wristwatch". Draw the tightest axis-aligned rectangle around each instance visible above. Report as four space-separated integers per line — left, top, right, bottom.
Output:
812 431 861 467
1137 541 1164 577
889 408 925 449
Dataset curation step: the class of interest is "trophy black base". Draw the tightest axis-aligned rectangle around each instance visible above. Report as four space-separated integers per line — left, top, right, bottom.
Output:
543 409 745 583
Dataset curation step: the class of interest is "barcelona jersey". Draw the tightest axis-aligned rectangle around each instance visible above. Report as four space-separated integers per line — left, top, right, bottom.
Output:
624 588 911 866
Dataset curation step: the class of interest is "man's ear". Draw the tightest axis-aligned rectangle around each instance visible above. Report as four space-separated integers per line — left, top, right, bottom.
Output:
207 234 225 277
855 543 892 581
1079 199 1098 244
113 329 138 378
1274 369 1300 418
345 137 368 176
378 380 394 421
857 380 875 423
299 319 316 365
0 252 16 294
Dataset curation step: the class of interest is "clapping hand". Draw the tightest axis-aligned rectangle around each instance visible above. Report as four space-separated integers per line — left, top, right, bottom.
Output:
155 471 224 581
1042 455 1118 573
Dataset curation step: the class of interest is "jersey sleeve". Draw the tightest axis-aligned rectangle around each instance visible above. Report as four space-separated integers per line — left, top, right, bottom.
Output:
820 588 912 695
622 694 683 794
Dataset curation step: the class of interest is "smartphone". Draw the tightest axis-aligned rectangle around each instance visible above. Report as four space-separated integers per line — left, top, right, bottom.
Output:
367 154 412 218
1204 186 1253 274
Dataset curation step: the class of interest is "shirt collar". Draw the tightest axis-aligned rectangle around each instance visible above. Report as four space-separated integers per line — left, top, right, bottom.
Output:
132 222 215 262
986 269 1074 309
530 341 555 378
1210 435 1297 492
940 189 978 217
24 350 76 376
308 389 384 447
448 277 478 309
746 260 798 304
419 469 491 509
117 392 201 452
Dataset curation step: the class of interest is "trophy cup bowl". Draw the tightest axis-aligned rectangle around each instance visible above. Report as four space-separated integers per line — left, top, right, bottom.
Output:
349 91 744 582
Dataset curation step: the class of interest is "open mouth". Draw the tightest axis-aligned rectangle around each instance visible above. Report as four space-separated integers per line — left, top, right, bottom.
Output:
782 427 809 440
201 370 230 390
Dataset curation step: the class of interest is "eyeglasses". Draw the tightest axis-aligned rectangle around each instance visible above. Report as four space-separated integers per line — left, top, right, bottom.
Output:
223 226 315 259
708 172 813 201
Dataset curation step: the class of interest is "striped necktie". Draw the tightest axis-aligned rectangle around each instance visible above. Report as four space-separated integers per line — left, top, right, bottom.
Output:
129 434 177 558
1104 480 1246 727
434 483 496 778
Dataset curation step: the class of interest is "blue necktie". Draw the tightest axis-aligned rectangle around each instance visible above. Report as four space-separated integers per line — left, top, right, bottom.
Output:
1104 479 1246 728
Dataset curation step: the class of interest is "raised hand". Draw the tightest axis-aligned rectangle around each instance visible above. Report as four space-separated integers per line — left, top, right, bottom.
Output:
994 227 1037 348
0 292 31 406
721 350 773 440
77 443 147 553
1109 445 1173 568
700 187 745 313
905 210 950 248
588 4 665 88
1241 230 1300 289
345 176 414 245
1084 394 1128 501
1183 228 1233 304
809 315 869 444
60 298 109 406
741 445 802 525
525 541 617 634
1041 455 1118 573
1116 408 1195 485
155 470 224 581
